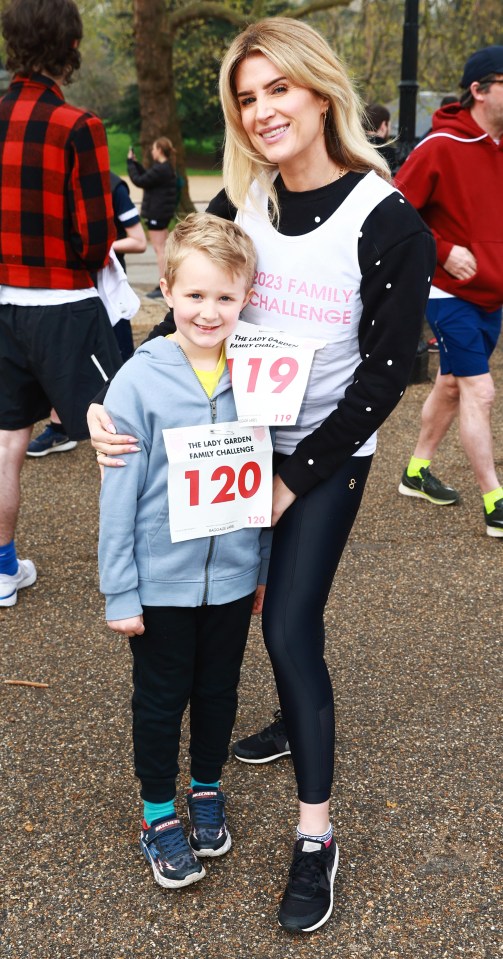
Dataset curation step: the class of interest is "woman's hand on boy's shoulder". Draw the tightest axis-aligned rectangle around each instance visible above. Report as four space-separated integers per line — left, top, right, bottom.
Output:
107 615 145 637
89 402 141 468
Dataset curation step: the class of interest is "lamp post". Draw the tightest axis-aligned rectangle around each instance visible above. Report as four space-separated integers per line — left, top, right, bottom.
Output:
397 0 420 166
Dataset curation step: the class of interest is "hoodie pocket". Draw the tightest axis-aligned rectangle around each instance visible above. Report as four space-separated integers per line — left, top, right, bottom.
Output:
146 504 205 584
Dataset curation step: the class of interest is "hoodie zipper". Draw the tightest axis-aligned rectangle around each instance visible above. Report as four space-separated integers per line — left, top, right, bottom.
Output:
176 344 218 605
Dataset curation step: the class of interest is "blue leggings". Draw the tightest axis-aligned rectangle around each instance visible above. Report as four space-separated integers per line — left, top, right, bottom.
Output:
262 453 372 804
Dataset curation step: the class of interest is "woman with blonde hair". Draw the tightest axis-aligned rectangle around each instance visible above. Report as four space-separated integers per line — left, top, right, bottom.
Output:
89 17 435 932
127 136 177 297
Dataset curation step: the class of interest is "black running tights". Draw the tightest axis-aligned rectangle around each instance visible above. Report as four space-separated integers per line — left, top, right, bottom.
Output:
262 454 373 804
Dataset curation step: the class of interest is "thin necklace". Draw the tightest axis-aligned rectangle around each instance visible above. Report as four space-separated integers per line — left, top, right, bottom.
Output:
325 164 346 186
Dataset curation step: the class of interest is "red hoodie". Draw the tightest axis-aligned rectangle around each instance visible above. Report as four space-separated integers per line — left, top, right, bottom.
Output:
395 103 503 312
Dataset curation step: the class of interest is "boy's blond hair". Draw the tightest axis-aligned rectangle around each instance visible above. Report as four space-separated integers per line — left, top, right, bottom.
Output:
164 213 256 291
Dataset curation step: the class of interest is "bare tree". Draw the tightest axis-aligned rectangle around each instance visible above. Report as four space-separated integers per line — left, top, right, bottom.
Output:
133 0 353 210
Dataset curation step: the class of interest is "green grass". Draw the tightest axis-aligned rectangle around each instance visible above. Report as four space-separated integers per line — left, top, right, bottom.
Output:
105 127 222 177
106 128 135 176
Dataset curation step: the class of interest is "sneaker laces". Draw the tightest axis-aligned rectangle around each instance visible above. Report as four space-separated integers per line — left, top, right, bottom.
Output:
151 821 189 859
420 467 448 489
288 847 329 897
259 709 286 741
190 793 223 827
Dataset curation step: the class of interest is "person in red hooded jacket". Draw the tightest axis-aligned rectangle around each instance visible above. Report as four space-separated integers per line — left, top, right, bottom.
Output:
396 46 503 537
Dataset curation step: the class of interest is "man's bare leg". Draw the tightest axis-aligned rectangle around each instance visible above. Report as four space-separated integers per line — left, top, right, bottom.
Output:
399 370 461 504
412 369 460 460
0 427 32 543
457 373 500 494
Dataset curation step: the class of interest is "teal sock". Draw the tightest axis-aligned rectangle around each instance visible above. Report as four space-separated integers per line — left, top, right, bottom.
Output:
190 778 219 790
143 799 176 826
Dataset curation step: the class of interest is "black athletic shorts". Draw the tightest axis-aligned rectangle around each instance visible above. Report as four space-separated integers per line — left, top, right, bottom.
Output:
145 218 170 231
0 297 122 438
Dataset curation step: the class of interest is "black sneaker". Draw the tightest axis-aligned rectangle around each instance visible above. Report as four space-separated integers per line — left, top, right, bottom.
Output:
26 423 77 457
427 337 439 353
139 816 205 888
187 787 231 857
278 837 339 933
484 498 503 537
398 466 459 505
146 287 163 299
233 709 291 764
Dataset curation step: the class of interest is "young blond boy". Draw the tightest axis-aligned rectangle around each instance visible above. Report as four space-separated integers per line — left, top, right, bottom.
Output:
98 214 269 888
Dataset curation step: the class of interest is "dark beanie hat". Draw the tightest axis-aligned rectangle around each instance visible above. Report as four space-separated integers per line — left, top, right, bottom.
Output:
460 46 503 88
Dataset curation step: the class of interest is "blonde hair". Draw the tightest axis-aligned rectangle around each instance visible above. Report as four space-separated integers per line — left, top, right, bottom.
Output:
219 17 391 218
163 213 256 290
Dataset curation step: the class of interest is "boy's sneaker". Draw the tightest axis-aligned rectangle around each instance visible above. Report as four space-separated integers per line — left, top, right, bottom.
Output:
187 787 231 857
427 337 439 353
0 559 37 607
278 837 339 933
484 498 503 537
233 709 291 764
398 466 459 505
26 423 77 457
139 816 205 889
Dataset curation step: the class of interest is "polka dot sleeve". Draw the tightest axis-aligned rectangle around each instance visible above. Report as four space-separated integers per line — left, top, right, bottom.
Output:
277 193 437 497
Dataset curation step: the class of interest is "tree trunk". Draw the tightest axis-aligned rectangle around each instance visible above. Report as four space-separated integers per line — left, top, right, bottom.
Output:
133 0 195 212
133 0 353 215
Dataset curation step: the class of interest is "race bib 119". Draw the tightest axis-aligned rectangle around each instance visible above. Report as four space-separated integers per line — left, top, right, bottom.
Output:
226 321 326 426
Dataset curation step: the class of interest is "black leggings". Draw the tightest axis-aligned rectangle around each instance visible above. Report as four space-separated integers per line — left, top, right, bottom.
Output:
129 594 255 803
262 454 372 804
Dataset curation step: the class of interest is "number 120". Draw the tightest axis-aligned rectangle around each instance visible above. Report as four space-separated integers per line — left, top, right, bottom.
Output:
184 461 261 506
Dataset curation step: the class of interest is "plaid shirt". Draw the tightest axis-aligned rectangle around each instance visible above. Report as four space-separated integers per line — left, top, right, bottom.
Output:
0 73 115 290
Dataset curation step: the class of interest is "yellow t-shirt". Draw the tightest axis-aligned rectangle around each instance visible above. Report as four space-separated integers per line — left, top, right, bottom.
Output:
194 346 226 398
167 336 226 397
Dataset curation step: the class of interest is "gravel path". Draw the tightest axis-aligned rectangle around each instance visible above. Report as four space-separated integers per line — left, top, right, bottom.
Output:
2 321 501 959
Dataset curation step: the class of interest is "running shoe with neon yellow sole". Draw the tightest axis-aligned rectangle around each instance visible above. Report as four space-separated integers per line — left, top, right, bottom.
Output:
398 466 459 505
484 498 503 537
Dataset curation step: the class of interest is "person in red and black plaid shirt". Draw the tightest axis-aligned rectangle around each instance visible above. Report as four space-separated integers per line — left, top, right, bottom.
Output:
0 0 122 608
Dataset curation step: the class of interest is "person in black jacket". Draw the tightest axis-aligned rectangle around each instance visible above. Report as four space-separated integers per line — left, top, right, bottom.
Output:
364 103 399 175
127 137 177 298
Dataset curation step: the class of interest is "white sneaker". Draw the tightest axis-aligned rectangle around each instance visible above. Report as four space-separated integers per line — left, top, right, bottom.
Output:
0 559 37 607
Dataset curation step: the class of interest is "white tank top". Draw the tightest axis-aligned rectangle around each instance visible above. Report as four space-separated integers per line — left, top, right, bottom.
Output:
237 170 397 455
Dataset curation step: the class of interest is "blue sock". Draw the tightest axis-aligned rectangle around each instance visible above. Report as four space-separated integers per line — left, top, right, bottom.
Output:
143 799 176 826
190 778 219 790
0 540 18 576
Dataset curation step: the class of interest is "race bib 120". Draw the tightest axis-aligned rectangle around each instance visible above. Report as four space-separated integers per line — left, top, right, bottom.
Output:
162 421 273 542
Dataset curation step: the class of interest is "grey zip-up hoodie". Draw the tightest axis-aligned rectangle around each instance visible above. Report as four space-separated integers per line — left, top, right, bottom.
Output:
99 337 271 621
